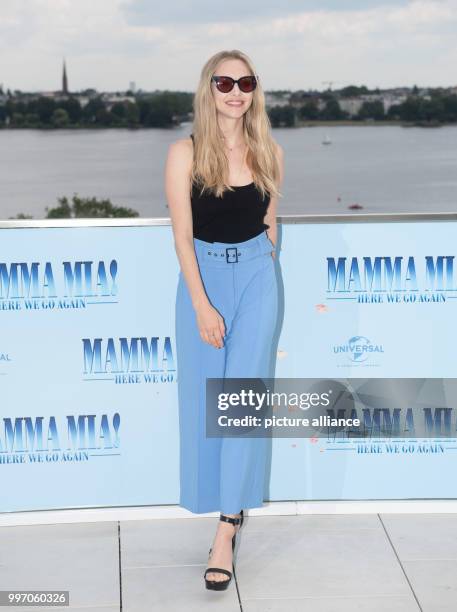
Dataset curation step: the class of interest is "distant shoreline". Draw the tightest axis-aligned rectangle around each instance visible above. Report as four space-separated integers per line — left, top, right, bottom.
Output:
297 119 453 128
0 119 454 130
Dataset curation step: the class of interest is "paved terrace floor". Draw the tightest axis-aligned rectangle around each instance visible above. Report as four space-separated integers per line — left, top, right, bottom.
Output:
1 512 456 611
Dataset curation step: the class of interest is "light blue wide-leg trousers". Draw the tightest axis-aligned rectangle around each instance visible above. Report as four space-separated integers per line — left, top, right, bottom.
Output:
175 230 278 514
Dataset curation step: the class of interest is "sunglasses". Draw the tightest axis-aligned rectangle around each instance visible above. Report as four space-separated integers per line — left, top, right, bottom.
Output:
211 75 257 94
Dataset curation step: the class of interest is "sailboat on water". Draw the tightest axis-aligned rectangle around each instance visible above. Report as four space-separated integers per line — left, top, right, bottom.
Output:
322 132 332 145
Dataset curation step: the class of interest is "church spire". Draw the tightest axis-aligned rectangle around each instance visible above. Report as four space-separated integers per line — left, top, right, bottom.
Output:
62 58 68 94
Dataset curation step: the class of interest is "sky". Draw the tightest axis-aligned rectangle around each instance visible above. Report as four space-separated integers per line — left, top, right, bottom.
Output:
0 0 456 93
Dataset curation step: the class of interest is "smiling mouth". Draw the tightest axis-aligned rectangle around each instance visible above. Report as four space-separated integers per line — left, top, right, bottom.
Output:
226 101 244 106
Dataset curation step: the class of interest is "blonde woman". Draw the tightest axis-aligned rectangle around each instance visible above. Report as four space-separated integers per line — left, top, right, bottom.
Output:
165 49 283 591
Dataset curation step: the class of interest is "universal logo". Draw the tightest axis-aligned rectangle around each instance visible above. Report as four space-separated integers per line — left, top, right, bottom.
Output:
333 336 384 365
0 350 12 373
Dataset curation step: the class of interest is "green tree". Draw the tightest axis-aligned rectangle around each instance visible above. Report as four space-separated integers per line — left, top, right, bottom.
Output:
125 101 140 125
82 97 106 124
34 97 56 124
389 96 422 121
142 96 175 127
9 212 34 219
320 98 346 120
340 85 370 97
421 98 445 121
95 108 115 126
441 94 457 122
111 102 127 123
24 113 40 127
268 105 296 127
52 108 70 127
358 100 385 120
60 96 83 123
11 112 25 126
45 195 139 218
298 100 319 120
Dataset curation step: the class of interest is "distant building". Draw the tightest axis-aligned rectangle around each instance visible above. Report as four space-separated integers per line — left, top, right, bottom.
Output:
101 93 136 111
338 93 408 116
380 93 408 112
265 92 291 108
288 90 313 108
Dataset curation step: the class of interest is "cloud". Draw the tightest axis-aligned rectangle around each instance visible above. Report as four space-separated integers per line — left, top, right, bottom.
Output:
0 0 164 59
120 0 410 25
0 0 455 91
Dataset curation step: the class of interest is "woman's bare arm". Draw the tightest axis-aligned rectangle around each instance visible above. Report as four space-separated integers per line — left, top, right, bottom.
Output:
165 139 225 348
264 142 284 259
165 139 207 308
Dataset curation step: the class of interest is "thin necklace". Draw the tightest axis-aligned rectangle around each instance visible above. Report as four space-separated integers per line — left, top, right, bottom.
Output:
222 136 245 152
225 143 243 152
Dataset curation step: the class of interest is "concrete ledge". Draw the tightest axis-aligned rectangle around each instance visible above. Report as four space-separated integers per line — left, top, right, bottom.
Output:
2 499 457 527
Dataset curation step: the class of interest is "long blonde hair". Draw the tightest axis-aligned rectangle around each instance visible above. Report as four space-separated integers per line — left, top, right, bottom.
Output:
190 49 281 201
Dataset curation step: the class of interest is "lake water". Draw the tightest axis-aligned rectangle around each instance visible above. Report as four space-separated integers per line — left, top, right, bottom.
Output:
1 124 456 220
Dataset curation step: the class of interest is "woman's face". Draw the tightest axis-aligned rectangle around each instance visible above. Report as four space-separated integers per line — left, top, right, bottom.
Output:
211 58 254 119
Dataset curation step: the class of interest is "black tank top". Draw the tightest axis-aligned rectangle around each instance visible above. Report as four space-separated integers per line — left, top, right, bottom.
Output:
190 134 270 243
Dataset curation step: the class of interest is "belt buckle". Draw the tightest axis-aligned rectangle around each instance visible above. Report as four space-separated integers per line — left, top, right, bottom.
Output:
225 247 239 263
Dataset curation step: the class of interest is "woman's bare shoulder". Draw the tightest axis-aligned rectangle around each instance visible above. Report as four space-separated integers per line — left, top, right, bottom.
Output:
168 137 193 156
166 137 193 175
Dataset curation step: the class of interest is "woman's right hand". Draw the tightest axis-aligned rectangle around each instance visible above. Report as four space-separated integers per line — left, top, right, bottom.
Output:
195 301 226 348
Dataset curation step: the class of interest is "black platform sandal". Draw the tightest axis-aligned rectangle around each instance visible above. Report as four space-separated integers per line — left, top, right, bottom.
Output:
204 511 244 591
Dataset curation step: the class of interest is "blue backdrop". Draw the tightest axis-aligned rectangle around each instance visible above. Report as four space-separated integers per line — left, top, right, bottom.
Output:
1 220 456 512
